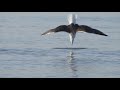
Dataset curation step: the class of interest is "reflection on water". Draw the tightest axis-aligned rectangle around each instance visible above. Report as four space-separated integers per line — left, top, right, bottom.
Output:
53 48 87 50
67 50 78 78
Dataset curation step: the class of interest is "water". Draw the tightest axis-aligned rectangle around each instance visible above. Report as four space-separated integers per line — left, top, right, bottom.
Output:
0 12 120 78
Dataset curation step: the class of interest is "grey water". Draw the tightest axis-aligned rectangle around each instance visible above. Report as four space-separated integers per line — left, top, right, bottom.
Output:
0 12 120 78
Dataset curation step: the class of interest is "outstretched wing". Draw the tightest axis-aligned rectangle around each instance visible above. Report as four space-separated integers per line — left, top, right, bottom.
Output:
77 25 108 36
41 25 69 35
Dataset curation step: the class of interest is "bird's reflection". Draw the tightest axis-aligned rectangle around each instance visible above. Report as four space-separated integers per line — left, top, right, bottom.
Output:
67 50 78 78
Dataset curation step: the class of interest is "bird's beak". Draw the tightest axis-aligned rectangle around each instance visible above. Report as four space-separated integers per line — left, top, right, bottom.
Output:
69 33 75 45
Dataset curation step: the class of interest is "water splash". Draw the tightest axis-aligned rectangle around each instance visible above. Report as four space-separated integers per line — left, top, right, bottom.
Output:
67 14 77 24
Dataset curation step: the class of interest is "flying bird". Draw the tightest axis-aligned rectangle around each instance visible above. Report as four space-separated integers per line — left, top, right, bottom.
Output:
42 14 108 45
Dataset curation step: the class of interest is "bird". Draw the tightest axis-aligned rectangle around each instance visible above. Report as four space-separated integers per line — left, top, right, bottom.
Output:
41 14 108 45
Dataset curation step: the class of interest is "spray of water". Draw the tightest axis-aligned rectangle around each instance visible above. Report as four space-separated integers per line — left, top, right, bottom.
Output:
67 14 77 24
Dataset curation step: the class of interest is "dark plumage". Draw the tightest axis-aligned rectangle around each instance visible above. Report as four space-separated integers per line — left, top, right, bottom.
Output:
42 23 108 36
42 14 108 44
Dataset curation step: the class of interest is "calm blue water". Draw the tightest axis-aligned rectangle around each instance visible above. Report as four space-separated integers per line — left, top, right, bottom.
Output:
0 12 120 78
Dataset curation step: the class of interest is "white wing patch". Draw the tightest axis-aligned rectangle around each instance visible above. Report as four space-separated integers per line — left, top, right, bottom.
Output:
45 32 55 35
42 32 55 35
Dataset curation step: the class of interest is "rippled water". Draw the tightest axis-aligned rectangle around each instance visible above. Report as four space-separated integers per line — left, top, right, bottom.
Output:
0 12 120 78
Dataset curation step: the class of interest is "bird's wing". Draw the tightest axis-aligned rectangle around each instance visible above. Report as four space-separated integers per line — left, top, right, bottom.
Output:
77 25 108 36
41 25 69 35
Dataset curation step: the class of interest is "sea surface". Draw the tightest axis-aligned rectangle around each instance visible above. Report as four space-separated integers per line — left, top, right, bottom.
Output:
0 12 120 78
